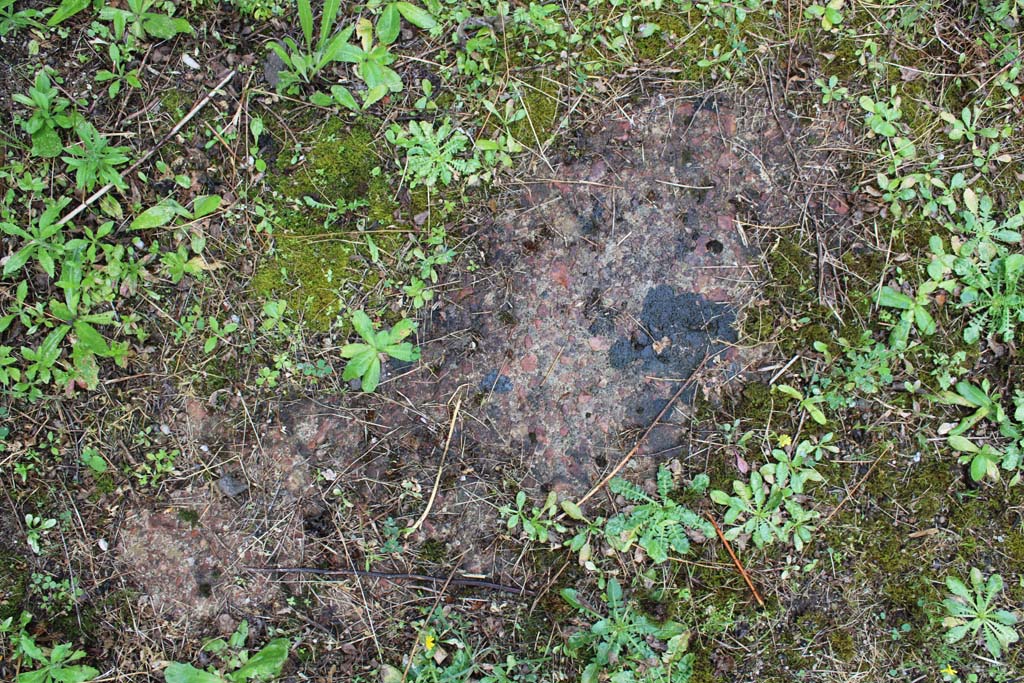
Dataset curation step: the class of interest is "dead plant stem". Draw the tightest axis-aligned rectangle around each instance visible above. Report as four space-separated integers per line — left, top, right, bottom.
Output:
56 69 237 228
575 353 711 509
407 396 461 534
706 513 765 609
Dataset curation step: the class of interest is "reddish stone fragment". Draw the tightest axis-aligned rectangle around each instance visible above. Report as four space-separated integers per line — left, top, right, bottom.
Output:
550 262 571 289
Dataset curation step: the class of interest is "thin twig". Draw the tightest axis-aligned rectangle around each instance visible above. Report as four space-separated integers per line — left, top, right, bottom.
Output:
402 566 456 683
575 353 711 508
407 396 461 534
705 512 765 609
540 345 566 385
244 565 530 596
822 449 886 525
55 69 237 228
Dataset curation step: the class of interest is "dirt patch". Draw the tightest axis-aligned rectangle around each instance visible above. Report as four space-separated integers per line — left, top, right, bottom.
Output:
115 398 327 626
386 93 797 493
115 92 807 630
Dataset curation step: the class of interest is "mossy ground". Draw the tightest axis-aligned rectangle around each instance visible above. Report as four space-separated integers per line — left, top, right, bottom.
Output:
250 120 405 331
3 1 1022 681
508 73 562 148
0 552 28 622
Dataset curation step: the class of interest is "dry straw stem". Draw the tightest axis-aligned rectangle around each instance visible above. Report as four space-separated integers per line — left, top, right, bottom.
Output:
407 395 462 534
705 512 765 609
575 352 711 509
822 448 887 525
244 565 529 595
55 69 238 228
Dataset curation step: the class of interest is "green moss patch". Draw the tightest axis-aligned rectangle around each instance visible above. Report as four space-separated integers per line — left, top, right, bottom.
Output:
252 121 403 331
633 12 724 82
510 74 562 148
0 552 28 621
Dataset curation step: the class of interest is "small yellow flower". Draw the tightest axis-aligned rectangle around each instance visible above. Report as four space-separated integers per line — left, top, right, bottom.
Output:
424 634 436 651
777 434 793 448
939 663 957 678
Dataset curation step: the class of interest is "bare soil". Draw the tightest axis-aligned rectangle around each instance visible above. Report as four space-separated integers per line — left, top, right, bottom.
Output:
115 92 814 637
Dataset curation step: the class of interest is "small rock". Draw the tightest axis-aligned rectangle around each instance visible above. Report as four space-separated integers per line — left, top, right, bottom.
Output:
549 262 571 289
719 112 737 136
479 370 513 394
185 395 210 418
215 613 237 636
263 51 285 89
217 473 248 497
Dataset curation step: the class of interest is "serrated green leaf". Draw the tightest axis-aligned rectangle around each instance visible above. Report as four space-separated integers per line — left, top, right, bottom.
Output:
389 318 416 341
47 663 98 683
383 342 418 362
74 321 110 356
37 248 56 278
320 0 340 44
192 195 222 219
38 325 69 367
360 357 382 392
376 4 400 45
992 610 1018 626
143 14 192 39
351 310 376 345
876 286 914 309
2 247 33 277
48 0 90 26
642 536 668 563
342 348 375 380
226 638 289 682
164 662 224 683
943 622 971 644
394 2 436 29
983 625 1003 658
